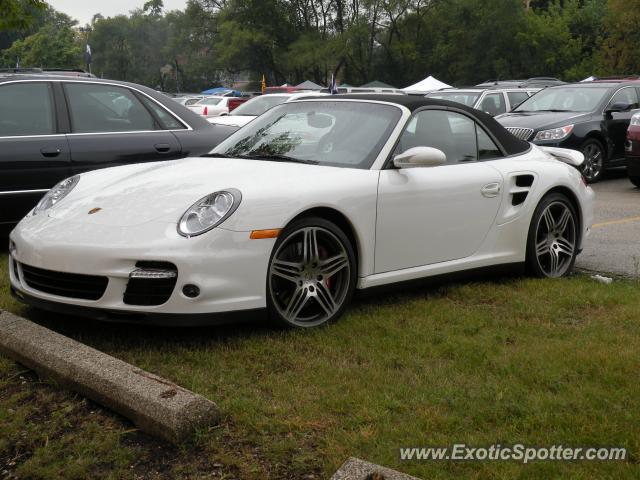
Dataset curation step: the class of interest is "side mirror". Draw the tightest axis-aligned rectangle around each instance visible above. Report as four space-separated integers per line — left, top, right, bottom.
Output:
606 101 631 114
393 146 446 169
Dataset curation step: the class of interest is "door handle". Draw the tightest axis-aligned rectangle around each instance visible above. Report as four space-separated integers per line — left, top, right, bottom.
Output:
154 143 171 153
40 148 61 158
481 182 501 198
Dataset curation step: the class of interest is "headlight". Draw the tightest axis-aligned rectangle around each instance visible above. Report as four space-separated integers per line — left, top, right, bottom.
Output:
534 125 574 142
178 189 241 237
631 114 640 126
33 175 80 215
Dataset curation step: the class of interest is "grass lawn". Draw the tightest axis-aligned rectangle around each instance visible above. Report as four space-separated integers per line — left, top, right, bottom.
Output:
1 251 639 479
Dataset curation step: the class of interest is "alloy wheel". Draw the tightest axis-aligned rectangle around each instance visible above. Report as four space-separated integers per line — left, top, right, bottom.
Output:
581 143 603 182
534 201 577 277
268 226 351 327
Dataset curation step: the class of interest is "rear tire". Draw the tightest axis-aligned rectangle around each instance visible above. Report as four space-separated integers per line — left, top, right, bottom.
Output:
266 217 356 328
580 139 605 183
629 175 640 188
526 193 579 278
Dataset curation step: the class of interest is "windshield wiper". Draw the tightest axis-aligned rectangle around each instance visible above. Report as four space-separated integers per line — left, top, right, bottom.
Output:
536 109 573 112
201 152 233 158
240 153 319 165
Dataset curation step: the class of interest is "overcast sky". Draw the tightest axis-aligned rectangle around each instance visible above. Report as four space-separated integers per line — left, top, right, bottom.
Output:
47 0 189 26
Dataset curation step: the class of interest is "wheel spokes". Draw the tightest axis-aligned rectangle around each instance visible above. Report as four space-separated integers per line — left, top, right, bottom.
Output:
543 208 556 232
535 202 576 277
549 248 560 275
314 281 338 316
556 237 575 257
319 253 349 278
556 209 571 235
284 286 310 321
303 228 320 265
536 239 549 257
272 259 304 283
270 225 351 326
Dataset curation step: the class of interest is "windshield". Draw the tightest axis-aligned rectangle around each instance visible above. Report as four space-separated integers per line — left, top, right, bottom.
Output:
426 91 481 107
231 95 290 116
514 87 610 112
211 100 402 169
197 97 223 106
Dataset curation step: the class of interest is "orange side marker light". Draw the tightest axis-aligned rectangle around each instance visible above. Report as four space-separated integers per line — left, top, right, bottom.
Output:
250 229 281 239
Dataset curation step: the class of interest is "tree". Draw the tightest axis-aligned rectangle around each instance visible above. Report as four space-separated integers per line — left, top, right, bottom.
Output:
0 8 81 68
0 0 46 30
599 0 640 75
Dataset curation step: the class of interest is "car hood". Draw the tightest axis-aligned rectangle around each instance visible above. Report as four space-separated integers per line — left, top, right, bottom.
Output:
48 157 376 229
208 115 255 127
496 111 590 130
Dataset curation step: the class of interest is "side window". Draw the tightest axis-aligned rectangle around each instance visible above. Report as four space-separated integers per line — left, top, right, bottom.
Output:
139 95 186 129
397 110 477 164
507 91 529 110
608 87 639 109
0 82 55 136
476 125 503 160
65 83 158 133
479 93 507 116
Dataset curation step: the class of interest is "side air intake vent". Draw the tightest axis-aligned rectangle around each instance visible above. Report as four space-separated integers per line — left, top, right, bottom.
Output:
515 174 534 188
511 174 536 206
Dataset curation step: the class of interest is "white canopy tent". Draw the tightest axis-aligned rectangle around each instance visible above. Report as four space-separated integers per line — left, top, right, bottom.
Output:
402 75 452 93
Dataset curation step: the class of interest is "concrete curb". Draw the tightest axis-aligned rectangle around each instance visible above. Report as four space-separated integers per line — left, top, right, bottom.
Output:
331 457 422 480
0 311 219 444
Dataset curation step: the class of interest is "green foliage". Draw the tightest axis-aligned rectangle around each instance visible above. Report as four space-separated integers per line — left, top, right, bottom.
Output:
1 19 81 69
0 0 46 30
0 0 630 90
599 0 640 75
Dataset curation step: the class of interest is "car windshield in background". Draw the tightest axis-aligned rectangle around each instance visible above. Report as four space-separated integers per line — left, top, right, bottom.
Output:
231 95 290 116
426 91 481 107
197 97 223 105
212 100 402 169
514 87 610 112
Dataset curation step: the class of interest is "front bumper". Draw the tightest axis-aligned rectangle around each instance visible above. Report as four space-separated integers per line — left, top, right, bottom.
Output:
9 215 276 324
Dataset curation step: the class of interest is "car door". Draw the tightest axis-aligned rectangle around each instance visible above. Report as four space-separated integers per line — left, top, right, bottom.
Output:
604 86 640 159
506 90 530 111
0 80 72 223
375 109 504 273
63 82 182 175
477 92 507 116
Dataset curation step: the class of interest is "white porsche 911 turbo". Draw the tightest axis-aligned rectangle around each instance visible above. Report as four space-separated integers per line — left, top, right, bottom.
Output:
8 95 594 328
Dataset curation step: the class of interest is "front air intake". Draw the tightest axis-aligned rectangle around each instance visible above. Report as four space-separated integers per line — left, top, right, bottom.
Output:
123 261 178 306
21 263 108 300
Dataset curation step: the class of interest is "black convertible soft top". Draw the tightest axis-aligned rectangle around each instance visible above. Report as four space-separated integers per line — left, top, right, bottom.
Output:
302 94 531 157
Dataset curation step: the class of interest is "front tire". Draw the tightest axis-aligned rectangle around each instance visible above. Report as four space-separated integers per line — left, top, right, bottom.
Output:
526 193 578 278
629 176 640 188
267 217 356 328
580 139 605 183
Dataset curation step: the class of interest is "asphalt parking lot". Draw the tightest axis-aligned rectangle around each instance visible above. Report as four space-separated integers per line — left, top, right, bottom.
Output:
577 169 640 278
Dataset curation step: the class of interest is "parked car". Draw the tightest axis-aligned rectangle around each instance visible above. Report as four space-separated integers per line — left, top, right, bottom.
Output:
0 67 95 78
187 96 249 117
319 86 406 95
0 75 237 225
626 111 640 187
496 80 640 182
475 77 565 88
9 95 593 328
426 86 540 116
208 92 328 128
173 95 206 106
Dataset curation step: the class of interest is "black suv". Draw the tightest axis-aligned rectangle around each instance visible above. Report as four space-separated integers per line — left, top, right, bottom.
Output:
0 75 238 224
496 80 640 182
